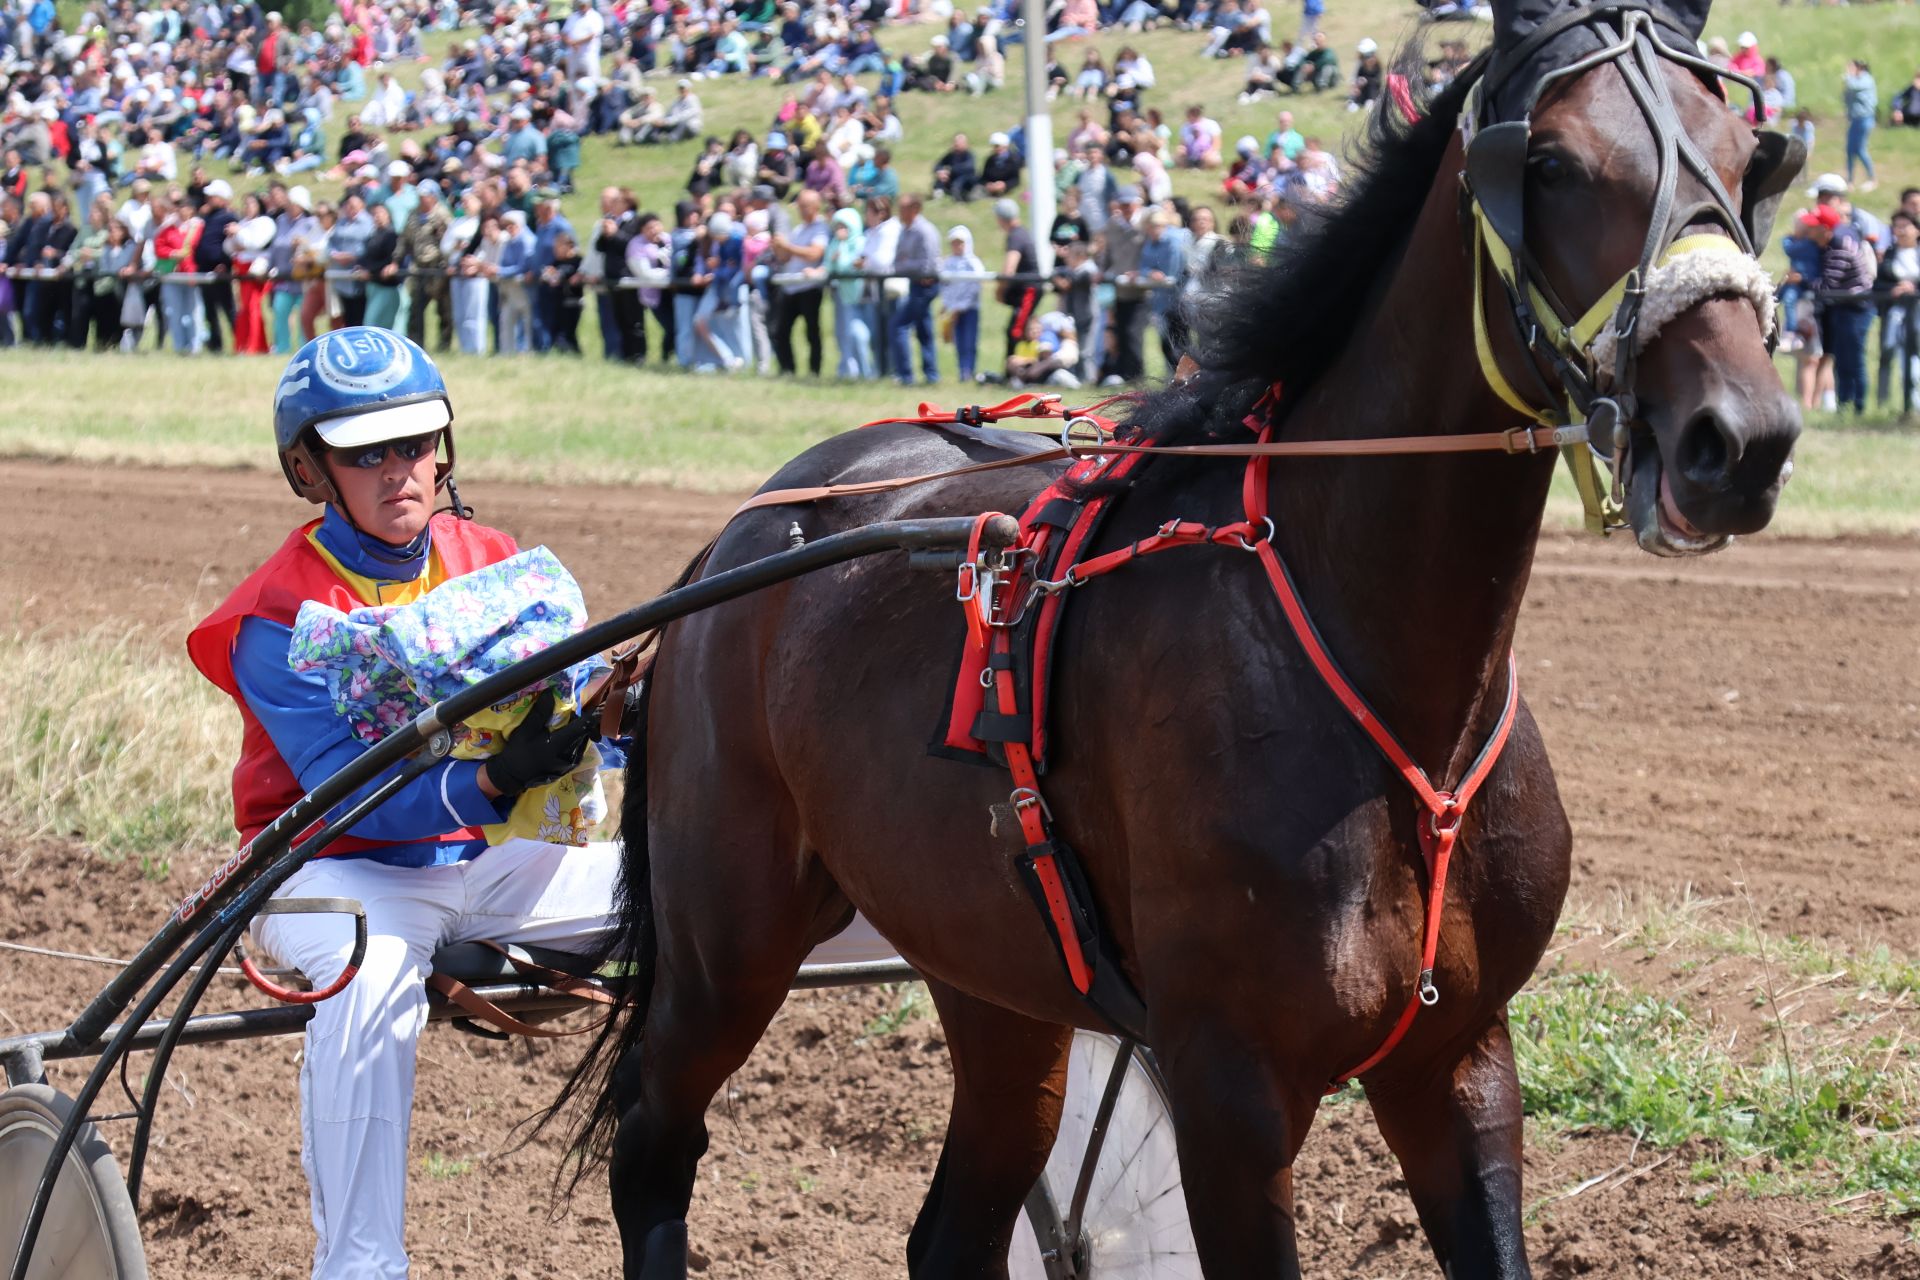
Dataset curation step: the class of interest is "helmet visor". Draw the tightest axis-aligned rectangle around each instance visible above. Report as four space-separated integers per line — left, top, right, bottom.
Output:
314 398 454 449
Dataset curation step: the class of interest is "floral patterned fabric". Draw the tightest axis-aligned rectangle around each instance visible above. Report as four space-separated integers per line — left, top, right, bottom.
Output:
288 547 610 846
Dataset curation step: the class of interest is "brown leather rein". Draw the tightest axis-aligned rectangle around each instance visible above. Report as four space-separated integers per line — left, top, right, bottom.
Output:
733 392 1589 516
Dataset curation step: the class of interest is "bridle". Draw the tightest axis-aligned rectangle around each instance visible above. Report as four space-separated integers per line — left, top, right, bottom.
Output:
1459 0 1803 531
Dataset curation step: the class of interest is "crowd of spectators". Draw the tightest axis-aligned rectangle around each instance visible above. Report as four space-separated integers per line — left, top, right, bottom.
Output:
0 0 1283 384
2 0 1918 403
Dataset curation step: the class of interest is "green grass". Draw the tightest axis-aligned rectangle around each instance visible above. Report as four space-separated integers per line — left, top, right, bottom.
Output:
9 347 1918 530
420 1152 476 1178
1514 968 1920 1218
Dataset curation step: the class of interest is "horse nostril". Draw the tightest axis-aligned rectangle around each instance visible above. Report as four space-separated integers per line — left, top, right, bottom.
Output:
1676 408 1739 485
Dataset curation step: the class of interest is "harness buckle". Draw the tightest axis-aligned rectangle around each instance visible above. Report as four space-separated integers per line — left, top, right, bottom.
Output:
1010 787 1053 821
1418 968 1440 1007
1501 426 1545 455
956 404 986 428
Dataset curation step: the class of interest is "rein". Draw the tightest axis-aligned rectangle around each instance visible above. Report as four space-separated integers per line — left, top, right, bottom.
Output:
734 393 1587 516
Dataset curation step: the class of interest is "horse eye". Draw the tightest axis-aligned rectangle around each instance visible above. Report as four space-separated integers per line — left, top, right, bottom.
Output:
1529 154 1570 187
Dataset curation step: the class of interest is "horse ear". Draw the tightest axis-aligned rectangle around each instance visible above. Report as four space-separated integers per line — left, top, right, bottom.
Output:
1652 0 1713 42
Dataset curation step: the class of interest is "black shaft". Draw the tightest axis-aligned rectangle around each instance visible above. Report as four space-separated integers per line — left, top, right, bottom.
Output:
59 514 1014 1055
11 514 1010 1280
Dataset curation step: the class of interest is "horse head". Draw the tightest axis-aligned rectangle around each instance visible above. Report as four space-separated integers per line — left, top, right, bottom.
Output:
1466 0 1803 555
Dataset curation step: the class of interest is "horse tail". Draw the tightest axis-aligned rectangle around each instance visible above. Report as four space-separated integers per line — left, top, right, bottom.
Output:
538 541 708 1204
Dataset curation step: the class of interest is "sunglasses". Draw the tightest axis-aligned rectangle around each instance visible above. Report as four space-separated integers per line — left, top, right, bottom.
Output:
331 432 441 470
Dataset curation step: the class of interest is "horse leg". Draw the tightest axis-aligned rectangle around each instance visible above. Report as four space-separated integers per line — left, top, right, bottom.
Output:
905 981 1072 1280
1365 1017 1531 1279
607 853 844 1279
1155 1026 1322 1278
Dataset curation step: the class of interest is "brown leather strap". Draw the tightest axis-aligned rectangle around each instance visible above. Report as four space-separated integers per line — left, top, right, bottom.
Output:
425 943 617 1038
427 972 609 1037
581 643 654 740
472 939 619 1006
733 424 1585 515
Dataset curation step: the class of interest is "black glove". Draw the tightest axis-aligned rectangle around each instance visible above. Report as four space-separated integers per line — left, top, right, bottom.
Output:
485 689 594 798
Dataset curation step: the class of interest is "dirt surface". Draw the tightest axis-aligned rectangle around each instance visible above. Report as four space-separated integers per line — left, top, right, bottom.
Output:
3 456 1918 1277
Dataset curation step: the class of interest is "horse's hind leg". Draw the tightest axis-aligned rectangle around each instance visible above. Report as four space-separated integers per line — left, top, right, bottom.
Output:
607 831 845 1279
906 981 1072 1280
1365 1017 1532 1279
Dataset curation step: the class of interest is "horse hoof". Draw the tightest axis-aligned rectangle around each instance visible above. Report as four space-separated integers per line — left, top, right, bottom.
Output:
638 1220 690 1280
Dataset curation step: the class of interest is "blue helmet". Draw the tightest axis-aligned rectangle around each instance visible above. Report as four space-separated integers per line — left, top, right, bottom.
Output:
274 327 457 505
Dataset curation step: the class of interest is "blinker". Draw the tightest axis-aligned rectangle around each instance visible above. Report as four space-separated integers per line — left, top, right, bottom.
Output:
1740 130 1805 254
1463 122 1531 253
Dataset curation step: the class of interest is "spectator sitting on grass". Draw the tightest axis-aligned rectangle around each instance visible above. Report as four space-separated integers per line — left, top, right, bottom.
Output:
1179 105 1223 169
1892 69 1920 127
757 134 799 198
662 78 704 143
934 133 978 200
907 34 959 91
1281 32 1339 93
850 146 899 201
1350 39 1384 112
980 131 1021 197
617 88 665 144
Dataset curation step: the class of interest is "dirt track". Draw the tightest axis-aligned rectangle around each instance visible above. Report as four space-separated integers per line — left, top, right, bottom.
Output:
3 456 1918 1277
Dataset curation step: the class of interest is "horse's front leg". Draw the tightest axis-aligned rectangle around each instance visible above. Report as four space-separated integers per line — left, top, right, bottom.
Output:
1366 1015 1532 1279
1156 1022 1323 1278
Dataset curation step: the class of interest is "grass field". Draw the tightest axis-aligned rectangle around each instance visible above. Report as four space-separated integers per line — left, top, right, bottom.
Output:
5 348 1919 531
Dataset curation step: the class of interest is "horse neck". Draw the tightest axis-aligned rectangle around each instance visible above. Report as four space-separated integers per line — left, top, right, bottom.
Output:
1263 132 1557 783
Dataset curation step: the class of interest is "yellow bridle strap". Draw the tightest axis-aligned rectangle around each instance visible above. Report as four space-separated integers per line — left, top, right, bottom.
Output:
1470 216 1561 428
1469 209 1750 534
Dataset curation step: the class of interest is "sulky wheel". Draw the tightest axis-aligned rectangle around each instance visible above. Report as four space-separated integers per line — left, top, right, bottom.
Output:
0 1084 148 1280
1009 1031 1199 1279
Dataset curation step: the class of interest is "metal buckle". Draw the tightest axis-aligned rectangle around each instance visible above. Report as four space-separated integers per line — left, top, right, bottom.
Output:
1232 516 1277 551
1009 787 1053 821
1502 426 1545 454
1060 414 1111 451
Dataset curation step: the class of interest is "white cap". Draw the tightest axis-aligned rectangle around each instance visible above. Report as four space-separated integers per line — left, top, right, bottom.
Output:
288 185 312 211
1737 30 1757 47
677 77 693 88
204 178 232 200
1357 36 1378 55
387 160 411 178
355 163 379 179
988 130 1009 146
314 400 453 449
1808 172 1848 197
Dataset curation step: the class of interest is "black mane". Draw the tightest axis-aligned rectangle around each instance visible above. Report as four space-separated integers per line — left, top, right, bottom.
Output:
1122 53 1486 448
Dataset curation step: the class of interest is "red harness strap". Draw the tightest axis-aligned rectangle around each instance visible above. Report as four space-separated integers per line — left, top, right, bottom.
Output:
940 388 1521 1087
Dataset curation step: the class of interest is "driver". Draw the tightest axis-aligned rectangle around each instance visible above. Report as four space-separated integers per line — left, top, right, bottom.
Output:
186 327 621 1280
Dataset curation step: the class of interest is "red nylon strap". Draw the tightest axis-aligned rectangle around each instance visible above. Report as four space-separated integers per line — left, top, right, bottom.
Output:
1240 423 1522 1086
960 512 1096 995
943 389 1523 1085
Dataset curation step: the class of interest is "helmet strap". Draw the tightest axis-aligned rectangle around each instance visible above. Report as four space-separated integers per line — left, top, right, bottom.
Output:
441 474 475 521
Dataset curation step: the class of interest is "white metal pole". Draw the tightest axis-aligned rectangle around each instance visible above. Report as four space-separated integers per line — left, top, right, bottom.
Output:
1019 0 1057 275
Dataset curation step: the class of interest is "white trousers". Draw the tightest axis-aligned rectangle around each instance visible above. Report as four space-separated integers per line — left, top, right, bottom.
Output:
255 839 896 1278
255 838 622 1280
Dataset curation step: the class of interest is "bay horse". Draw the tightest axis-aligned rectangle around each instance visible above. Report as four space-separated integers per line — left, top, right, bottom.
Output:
564 3 1801 1274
